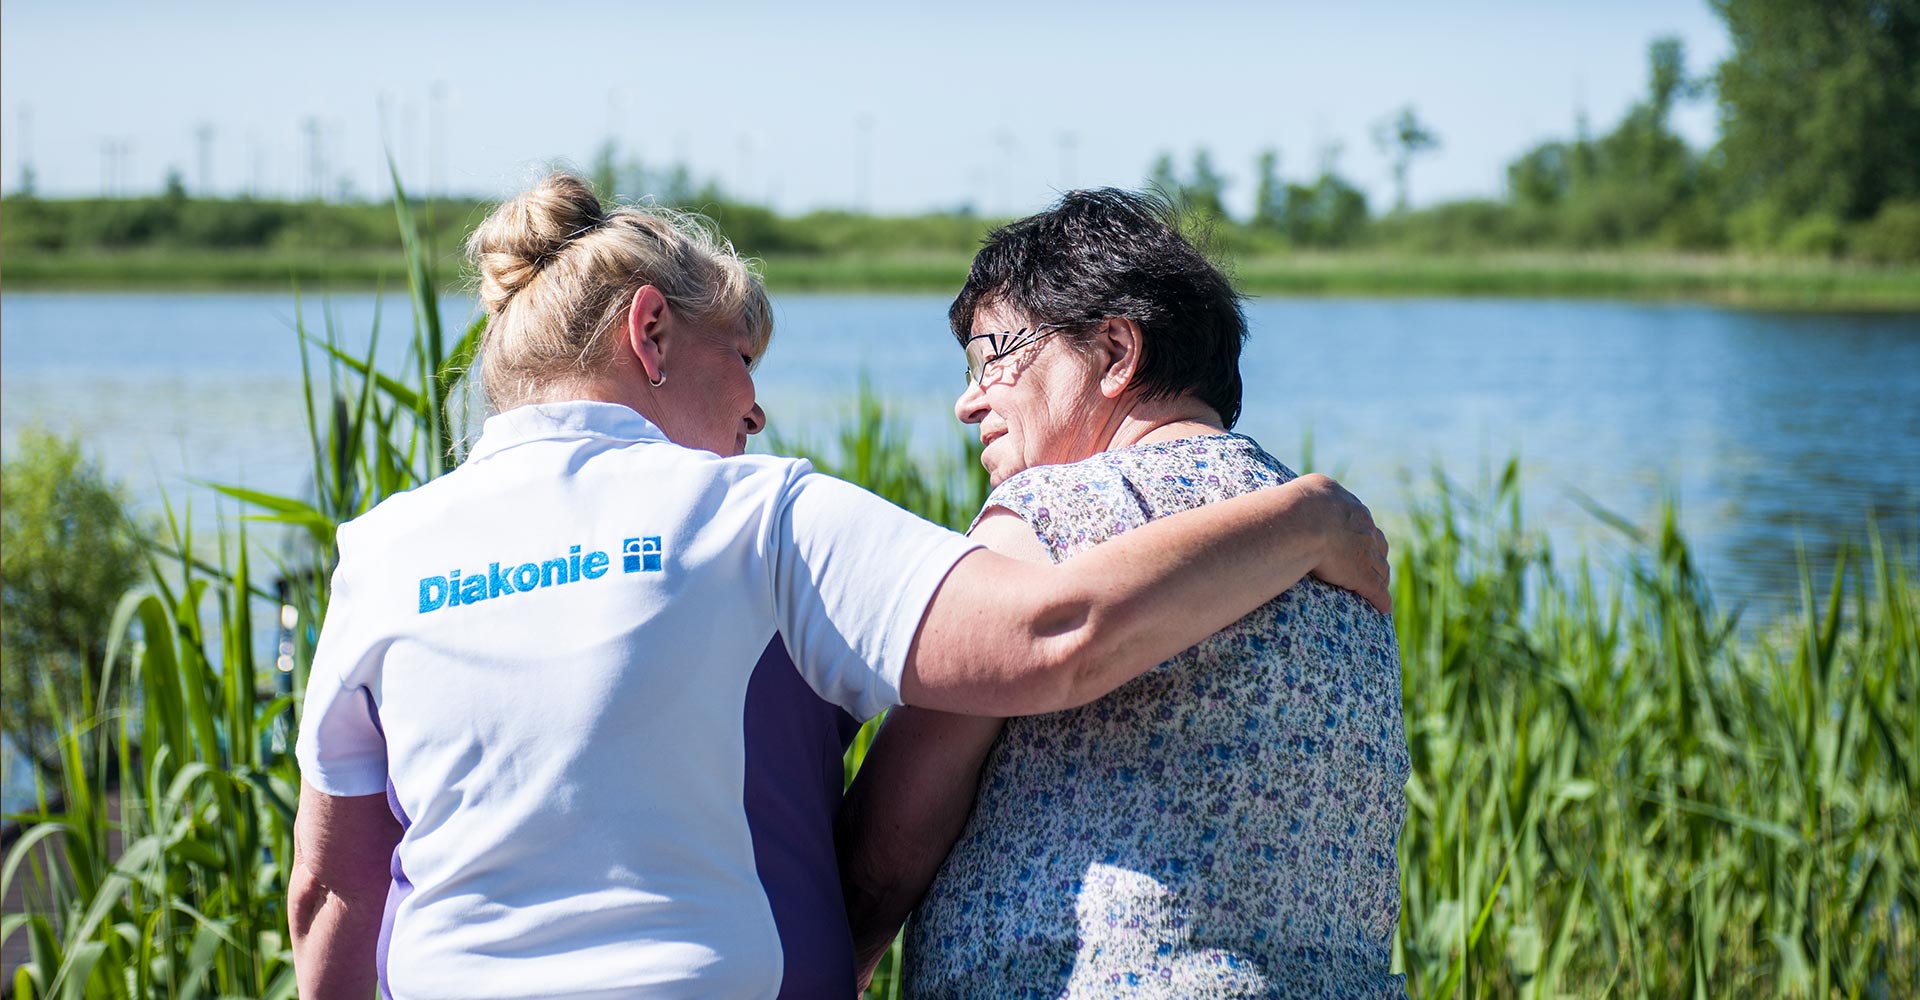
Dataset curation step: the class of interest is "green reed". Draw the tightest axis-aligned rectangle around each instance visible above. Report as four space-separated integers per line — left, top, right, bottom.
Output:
2 170 477 999
1388 464 1916 998
4 185 1913 998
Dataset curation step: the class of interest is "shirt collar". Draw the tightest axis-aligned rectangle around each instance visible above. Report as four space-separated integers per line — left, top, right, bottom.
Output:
466 400 668 463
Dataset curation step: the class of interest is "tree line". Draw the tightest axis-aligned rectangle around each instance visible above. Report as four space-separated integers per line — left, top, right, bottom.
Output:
5 0 1917 264
1150 0 1920 262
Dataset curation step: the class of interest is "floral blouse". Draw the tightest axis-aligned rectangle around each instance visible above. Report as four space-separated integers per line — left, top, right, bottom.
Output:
903 434 1409 999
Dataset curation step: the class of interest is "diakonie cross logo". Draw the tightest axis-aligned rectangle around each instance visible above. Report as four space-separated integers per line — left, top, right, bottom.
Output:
418 536 665 614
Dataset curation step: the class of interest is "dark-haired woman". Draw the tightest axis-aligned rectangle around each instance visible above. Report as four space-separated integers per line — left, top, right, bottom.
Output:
287 175 1394 999
840 189 1409 999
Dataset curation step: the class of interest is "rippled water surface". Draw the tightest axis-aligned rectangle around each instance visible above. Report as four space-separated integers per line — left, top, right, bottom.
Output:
5 290 1918 612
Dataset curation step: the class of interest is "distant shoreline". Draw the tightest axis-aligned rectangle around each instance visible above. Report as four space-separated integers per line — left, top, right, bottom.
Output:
7 249 1920 311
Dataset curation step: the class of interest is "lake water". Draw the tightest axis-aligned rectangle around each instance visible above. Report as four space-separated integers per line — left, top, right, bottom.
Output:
3 290 1919 812
0 287 1904 595
5 290 1918 609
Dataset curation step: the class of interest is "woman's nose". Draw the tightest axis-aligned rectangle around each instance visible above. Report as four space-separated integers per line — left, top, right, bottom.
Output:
954 382 988 425
745 402 766 435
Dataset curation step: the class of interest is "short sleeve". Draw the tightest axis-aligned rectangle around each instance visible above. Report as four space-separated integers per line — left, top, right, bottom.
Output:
294 527 391 797
973 458 1151 560
768 469 982 722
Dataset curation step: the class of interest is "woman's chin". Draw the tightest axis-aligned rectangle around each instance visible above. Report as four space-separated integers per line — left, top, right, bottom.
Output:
979 445 1014 487
984 457 1027 489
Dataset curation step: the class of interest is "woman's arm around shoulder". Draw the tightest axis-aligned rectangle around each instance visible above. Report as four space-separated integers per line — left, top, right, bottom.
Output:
900 472 1390 715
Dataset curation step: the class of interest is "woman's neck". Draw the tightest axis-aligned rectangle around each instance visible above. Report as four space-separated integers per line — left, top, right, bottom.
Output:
1100 395 1226 453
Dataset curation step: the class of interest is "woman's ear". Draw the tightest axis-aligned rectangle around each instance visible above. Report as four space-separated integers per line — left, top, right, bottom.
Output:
626 285 670 385
1098 317 1144 399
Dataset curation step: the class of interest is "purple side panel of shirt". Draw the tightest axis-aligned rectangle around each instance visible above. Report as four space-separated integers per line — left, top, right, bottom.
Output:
362 638 860 999
744 635 863 999
359 688 413 1000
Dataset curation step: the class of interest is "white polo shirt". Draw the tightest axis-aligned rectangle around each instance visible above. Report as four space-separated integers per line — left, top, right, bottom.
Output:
296 400 979 1000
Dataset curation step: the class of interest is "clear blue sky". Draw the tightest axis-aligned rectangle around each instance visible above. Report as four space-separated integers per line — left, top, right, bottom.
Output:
1 0 1731 216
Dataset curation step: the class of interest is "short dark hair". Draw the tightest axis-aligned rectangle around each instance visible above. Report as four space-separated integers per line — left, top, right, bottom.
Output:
949 188 1248 428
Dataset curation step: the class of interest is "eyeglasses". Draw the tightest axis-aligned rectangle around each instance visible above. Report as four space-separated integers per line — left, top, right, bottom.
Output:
962 325 1066 387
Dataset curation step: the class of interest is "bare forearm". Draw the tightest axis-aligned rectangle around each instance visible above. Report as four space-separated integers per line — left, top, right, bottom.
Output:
290 867 387 1000
906 477 1341 714
840 709 1005 988
904 473 1387 716
1044 480 1333 707
291 785 403 1000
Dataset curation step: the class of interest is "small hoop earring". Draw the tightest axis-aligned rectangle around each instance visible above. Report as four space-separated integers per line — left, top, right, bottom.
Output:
649 371 666 388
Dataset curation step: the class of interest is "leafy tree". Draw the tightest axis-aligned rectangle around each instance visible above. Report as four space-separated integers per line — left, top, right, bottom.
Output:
1373 106 1441 213
646 161 703 206
1146 151 1179 199
1280 176 1369 247
1507 141 1575 209
591 139 620 201
1574 37 1710 245
1713 0 1920 227
1186 149 1229 219
1 429 144 775
587 137 719 207
1498 36 1714 248
1277 146 1370 247
1142 149 1226 218
1604 38 1698 181
1252 149 1284 229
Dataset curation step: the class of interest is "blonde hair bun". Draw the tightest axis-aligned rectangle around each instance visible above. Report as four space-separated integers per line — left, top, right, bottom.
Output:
469 173 605 312
465 172 773 410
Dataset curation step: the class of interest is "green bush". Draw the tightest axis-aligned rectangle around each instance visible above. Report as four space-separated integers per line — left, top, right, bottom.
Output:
1852 200 1920 264
1779 212 1847 258
1650 194 1729 249
1728 198 1790 254
0 429 144 778
1364 200 1518 253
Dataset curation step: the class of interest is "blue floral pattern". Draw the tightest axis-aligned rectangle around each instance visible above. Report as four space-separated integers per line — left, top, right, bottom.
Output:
904 434 1409 999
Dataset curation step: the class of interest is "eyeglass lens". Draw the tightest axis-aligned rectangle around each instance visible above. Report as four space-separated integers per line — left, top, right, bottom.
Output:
964 327 1048 386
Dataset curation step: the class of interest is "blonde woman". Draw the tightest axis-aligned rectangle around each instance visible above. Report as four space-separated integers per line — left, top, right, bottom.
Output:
287 174 1391 999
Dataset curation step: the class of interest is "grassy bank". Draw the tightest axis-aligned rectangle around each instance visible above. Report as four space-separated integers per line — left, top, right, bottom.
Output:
10 246 1920 310
1231 250 1920 310
2 249 420 291
761 249 1920 309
